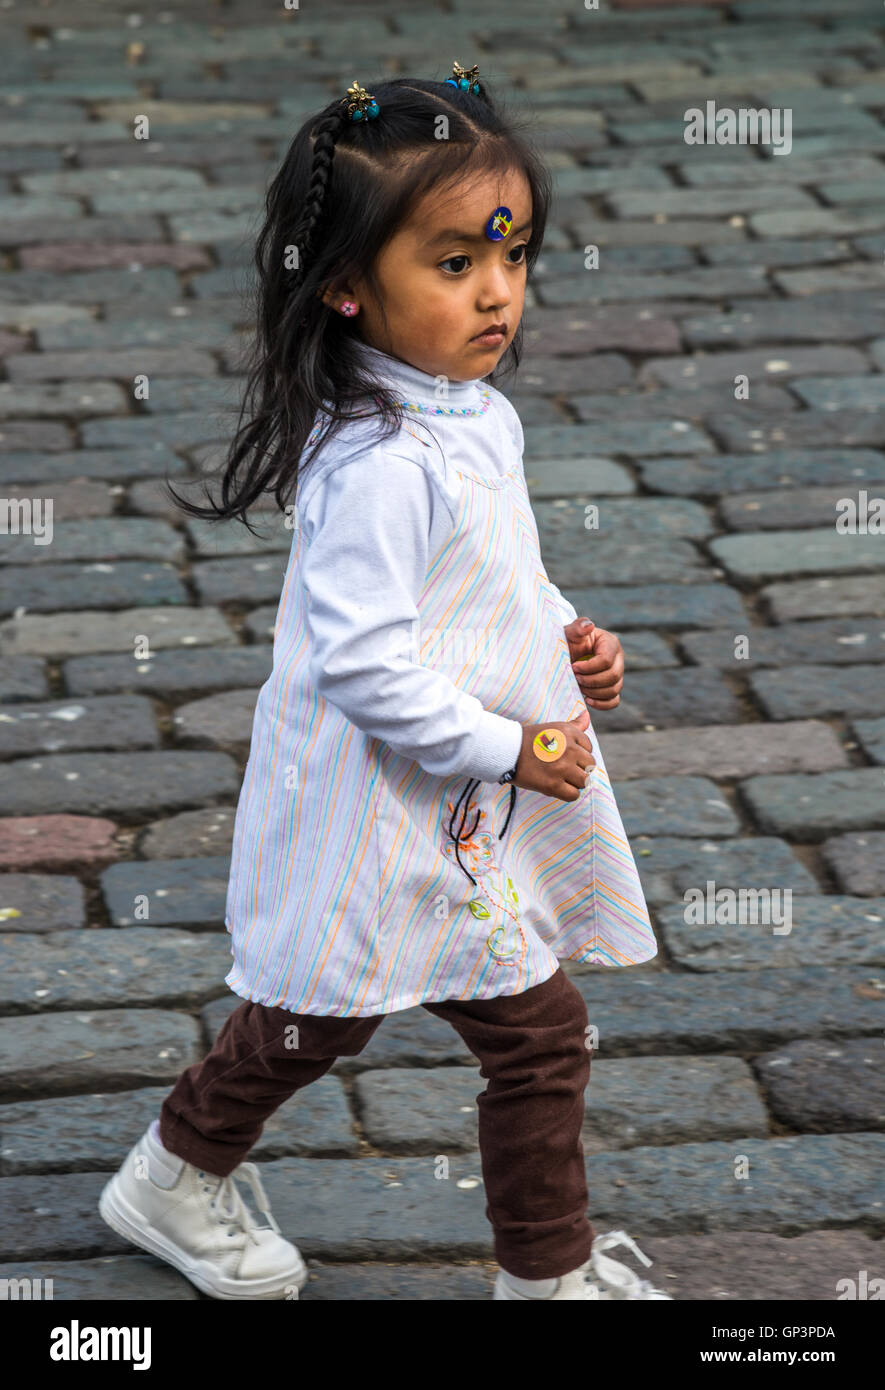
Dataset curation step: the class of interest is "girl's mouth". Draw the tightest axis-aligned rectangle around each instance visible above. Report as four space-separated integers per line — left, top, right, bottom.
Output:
471 325 507 346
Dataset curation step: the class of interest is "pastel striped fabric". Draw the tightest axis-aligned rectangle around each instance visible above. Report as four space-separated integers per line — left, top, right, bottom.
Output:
224 409 658 1016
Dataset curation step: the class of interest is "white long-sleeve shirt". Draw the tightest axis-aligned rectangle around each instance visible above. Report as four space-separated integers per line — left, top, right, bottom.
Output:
295 341 578 783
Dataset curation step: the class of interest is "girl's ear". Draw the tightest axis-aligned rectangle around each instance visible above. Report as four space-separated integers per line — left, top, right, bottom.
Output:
320 284 356 311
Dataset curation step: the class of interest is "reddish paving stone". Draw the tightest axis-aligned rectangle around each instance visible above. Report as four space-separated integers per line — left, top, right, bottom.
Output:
0 815 119 872
617 1229 885 1302
0 479 114 519
18 243 211 271
0 330 28 358
524 306 682 355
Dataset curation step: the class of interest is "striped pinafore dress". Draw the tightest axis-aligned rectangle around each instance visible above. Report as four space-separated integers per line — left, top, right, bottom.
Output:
223 372 659 1018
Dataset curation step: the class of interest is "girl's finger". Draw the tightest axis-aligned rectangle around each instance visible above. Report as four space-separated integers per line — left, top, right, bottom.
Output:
577 674 624 699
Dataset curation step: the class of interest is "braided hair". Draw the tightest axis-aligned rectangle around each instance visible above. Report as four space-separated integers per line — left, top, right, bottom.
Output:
166 73 552 529
287 106 348 315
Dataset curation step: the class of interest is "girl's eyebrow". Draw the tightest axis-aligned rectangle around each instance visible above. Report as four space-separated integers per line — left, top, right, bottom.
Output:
426 218 532 248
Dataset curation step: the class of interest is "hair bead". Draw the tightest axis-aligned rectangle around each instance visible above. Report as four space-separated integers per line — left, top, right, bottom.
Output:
445 60 481 96
340 79 380 122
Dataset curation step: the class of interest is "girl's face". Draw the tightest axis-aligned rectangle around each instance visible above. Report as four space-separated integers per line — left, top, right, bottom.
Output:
333 166 533 383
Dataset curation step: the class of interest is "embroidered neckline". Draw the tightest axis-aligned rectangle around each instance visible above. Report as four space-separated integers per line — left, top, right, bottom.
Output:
305 388 492 453
395 388 491 418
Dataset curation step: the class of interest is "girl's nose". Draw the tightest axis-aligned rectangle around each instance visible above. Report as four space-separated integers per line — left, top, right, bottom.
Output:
478 267 513 307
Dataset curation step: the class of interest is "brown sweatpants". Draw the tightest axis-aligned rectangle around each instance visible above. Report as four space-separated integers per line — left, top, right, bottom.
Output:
159 965 595 1279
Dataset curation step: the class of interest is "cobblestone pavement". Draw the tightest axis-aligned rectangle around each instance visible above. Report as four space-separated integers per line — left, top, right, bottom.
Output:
1 0 884 1302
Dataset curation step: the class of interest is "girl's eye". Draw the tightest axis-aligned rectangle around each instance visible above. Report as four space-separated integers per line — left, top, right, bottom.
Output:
440 254 471 275
439 243 529 275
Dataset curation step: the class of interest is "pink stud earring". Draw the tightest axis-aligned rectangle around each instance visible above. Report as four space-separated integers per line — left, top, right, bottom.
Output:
340 301 358 317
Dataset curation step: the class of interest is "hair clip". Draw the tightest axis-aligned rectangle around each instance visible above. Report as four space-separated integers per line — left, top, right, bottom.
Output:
341 79 380 122
446 60 481 96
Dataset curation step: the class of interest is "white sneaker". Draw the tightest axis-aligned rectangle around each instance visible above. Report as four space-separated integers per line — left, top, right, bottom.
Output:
98 1122 309 1300
493 1229 674 1300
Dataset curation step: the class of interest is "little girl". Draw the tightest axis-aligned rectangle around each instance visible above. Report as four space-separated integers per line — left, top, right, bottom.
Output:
99 65 668 1302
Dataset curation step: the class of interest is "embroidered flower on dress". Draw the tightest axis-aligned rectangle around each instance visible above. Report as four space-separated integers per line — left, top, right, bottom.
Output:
442 795 527 966
443 800 496 878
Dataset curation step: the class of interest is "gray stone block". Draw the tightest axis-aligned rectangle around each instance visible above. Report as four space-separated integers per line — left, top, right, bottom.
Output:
572 965 885 1055
638 449 885 497
191 556 288 605
614 776 741 838
0 929 233 1013
852 716 885 764
762 575 885 622
1 518 184 567
0 1074 358 1175
0 381 125 420
138 808 237 860
721 486 885 532
548 535 710 587
822 832 885 896
754 1038 885 1133
64 644 273 699
630 835 819 908
0 695 158 757
792 375 885 411
682 293 885 348
740 768 885 837
0 1254 198 1300
100 857 231 929
638 345 868 389
1 606 234 658
171 689 258 745
750 664 885 720
0 875 84 933
561 583 748 630
713 409 885 454
710 530 884 582
523 456 636 497
579 1132 885 1239
603 721 847 781
0 751 239 817
354 1068 480 1153
657 895 885 971
0 1009 202 1101
679 618 885 669
0 562 187 616
589 669 742 731
583 1055 769 1152
0 658 50 703
0 447 185 485
535 496 713 547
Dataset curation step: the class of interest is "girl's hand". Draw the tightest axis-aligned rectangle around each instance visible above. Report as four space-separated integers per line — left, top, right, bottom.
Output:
514 708 596 802
564 618 625 710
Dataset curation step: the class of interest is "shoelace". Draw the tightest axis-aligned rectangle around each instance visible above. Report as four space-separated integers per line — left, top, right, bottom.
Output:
585 1229 671 1299
197 1162 282 1245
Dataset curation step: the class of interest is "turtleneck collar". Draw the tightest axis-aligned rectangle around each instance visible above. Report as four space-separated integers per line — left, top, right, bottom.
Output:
351 338 482 408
